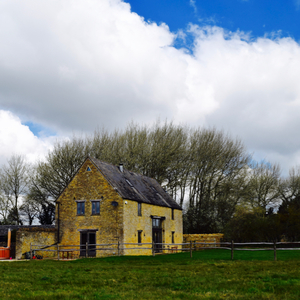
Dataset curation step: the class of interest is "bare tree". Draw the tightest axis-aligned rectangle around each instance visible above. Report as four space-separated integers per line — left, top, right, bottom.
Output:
278 166 300 203
183 128 250 233
0 155 30 225
31 122 252 233
244 161 281 212
34 121 189 200
0 192 12 224
34 137 90 199
19 197 40 225
90 120 189 189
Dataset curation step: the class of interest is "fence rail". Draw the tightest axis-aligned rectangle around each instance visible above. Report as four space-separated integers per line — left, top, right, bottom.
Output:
28 240 300 261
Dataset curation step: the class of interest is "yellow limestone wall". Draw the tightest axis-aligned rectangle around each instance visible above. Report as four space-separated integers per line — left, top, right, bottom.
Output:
183 234 224 249
56 158 183 257
15 228 57 259
123 200 183 255
56 159 124 257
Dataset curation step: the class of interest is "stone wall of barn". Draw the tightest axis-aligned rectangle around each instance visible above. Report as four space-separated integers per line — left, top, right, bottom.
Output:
56 158 124 257
15 227 57 259
55 158 183 257
183 234 224 248
123 199 183 255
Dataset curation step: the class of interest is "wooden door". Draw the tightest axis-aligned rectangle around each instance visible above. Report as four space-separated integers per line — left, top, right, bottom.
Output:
152 218 163 253
80 231 96 257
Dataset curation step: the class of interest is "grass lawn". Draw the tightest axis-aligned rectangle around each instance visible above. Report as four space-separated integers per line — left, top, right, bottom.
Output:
1 249 300 299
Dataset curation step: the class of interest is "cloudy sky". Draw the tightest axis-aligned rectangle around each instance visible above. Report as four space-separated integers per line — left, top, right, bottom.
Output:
1 0 300 175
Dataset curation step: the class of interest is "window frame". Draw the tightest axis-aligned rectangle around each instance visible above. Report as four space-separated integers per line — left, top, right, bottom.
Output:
91 200 100 215
138 202 142 216
138 230 142 244
76 200 85 216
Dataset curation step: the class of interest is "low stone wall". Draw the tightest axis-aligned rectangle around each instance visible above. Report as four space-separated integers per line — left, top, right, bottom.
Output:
183 234 224 248
16 227 57 259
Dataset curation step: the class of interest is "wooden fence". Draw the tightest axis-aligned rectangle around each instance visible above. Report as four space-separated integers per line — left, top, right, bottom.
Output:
184 240 300 261
29 242 188 260
28 241 300 261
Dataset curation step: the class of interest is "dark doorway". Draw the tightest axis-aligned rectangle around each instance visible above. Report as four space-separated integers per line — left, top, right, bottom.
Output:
152 218 163 253
80 231 96 257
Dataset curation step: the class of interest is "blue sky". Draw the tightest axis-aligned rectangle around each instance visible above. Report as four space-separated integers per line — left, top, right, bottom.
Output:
126 0 300 42
23 122 56 138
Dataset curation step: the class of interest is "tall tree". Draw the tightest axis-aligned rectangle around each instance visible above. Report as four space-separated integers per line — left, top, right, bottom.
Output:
90 121 189 189
19 197 39 225
244 161 281 212
0 192 12 224
0 155 30 225
278 166 300 204
31 122 251 233
34 137 90 199
276 166 300 241
37 202 55 225
183 128 250 233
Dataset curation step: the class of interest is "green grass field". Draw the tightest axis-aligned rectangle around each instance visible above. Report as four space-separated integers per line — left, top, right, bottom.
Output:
1 249 300 299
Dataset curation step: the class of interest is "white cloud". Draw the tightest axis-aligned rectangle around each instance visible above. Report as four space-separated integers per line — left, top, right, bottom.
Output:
0 0 300 174
187 26 300 173
0 110 55 165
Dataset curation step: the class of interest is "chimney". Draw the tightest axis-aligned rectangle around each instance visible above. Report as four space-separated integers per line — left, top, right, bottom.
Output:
119 163 123 173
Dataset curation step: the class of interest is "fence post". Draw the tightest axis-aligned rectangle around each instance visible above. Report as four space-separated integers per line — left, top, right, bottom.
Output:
231 240 234 260
86 242 88 258
30 243 32 260
118 241 120 256
190 240 193 258
274 241 277 261
152 240 155 257
57 244 60 260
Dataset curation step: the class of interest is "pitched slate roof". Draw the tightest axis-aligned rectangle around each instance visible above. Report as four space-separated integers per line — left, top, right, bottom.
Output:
90 158 182 210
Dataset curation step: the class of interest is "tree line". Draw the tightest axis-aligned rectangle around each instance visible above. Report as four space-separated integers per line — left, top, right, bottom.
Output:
0 121 299 242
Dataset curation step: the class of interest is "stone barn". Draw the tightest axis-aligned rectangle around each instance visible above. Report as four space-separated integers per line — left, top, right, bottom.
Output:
1 158 183 258
56 157 183 256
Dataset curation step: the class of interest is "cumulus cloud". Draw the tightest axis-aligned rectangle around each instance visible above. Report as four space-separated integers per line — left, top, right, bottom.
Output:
0 0 217 135
0 110 55 165
0 0 300 174
187 26 300 172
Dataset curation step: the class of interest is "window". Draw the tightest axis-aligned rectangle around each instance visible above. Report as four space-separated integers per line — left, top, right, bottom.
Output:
138 230 142 244
77 201 85 215
86 166 92 171
172 231 175 244
152 218 161 228
171 209 174 220
91 201 100 215
138 202 142 216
